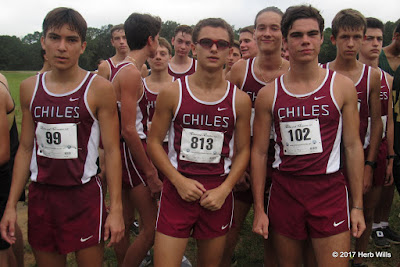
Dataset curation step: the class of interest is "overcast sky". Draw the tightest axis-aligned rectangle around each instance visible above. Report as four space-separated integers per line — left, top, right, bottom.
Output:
1 0 399 37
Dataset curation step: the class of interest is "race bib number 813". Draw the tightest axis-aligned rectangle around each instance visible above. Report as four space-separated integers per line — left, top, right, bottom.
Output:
180 128 224 163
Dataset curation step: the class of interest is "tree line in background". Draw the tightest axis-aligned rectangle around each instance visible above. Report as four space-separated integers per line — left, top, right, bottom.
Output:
0 19 399 71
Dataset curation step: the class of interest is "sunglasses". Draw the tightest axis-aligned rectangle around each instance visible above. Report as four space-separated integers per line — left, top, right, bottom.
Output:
196 38 231 50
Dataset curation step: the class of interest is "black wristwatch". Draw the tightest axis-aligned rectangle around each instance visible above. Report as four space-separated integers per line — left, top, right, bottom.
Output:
365 160 377 169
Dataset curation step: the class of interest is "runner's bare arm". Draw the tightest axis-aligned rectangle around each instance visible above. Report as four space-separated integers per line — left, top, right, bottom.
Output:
0 76 36 244
336 75 366 238
250 83 275 239
90 76 124 246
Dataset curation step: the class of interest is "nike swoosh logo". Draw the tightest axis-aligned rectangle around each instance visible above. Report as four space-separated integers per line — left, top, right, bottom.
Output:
70 97 80 101
218 107 227 111
381 85 386 89
314 96 325 101
357 92 363 94
333 220 345 227
221 224 229 230
80 235 93 242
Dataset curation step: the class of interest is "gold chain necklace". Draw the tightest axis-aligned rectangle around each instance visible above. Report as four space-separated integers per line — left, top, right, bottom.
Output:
257 59 283 84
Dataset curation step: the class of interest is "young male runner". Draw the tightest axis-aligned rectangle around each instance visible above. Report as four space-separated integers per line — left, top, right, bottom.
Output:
168 25 197 80
324 10 383 265
97 24 130 81
144 37 174 182
223 7 289 267
238 26 258 59
0 7 124 267
376 21 400 245
147 18 251 267
251 5 366 266
357 17 395 255
223 40 240 77
111 13 162 267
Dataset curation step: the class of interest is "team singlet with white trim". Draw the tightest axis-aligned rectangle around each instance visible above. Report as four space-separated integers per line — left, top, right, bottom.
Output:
364 69 391 146
168 58 197 81
106 58 132 83
272 69 342 175
323 63 370 147
168 76 236 177
30 72 100 186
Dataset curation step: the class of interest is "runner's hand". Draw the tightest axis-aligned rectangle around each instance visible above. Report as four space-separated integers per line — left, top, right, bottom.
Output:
200 184 230 211
175 177 206 202
252 210 269 239
104 209 125 247
350 208 366 238
0 206 17 244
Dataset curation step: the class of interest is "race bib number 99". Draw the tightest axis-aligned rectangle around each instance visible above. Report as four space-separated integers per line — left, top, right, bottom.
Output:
36 122 78 159
180 128 224 163
280 119 323 155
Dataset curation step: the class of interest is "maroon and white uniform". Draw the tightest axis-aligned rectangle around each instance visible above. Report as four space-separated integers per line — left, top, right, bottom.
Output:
364 69 391 186
116 66 149 188
168 58 197 81
30 72 100 186
168 76 236 177
157 76 236 239
268 69 349 239
106 58 132 82
28 72 105 253
324 63 371 148
241 57 266 108
272 69 342 175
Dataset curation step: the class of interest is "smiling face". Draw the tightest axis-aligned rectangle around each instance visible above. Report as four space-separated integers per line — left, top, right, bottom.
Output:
193 26 232 71
239 31 258 59
284 18 323 64
41 23 86 71
226 46 241 69
254 11 283 54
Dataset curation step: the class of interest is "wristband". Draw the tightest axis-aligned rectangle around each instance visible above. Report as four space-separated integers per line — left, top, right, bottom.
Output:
387 155 396 160
365 160 377 169
352 206 363 211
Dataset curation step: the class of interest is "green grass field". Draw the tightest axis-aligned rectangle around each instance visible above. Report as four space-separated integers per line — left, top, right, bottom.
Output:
2 71 400 266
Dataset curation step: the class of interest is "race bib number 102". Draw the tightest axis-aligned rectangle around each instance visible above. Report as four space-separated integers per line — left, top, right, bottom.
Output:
280 119 323 156
179 128 224 163
36 122 78 159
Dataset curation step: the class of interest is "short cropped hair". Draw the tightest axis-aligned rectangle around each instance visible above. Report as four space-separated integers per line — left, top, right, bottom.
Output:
232 40 240 50
192 18 234 45
42 7 87 42
281 5 324 39
366 17 384 33
174 25 193 37
239 25 254 35
158 37 172 55
124 13 162 50
110 24 124 37
254 7 283 27
331 9 366 38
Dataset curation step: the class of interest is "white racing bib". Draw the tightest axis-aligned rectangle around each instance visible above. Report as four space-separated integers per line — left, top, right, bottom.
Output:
36 122 78 159
179 128 224 163
280 119 323 155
